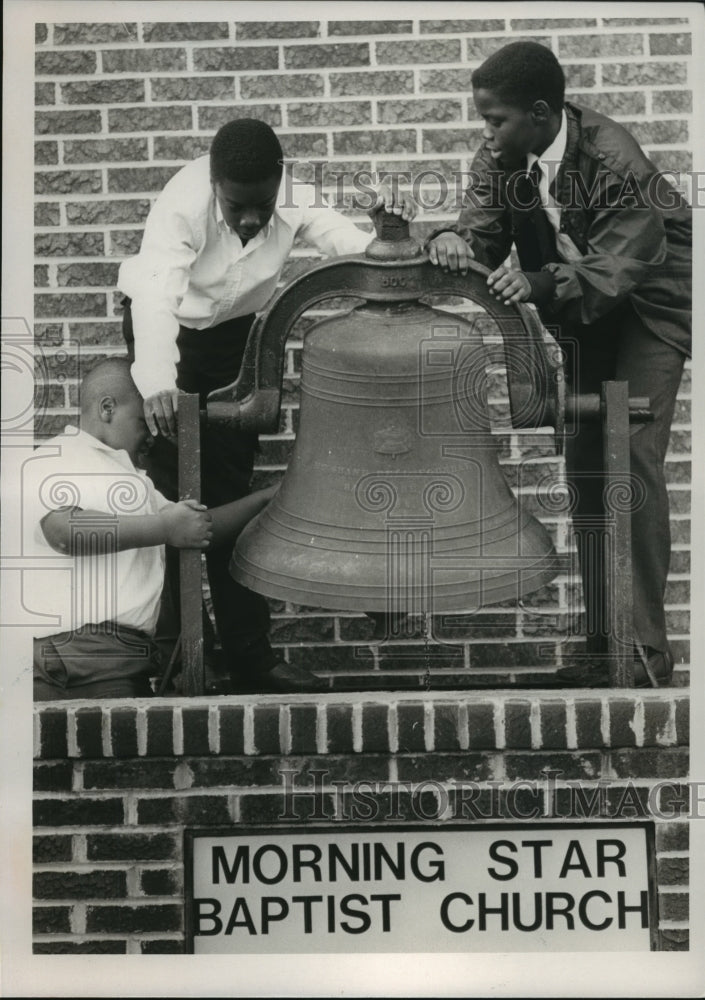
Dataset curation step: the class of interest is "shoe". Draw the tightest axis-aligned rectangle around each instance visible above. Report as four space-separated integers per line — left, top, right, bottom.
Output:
263 661 327 694
554 660 610 688
633 645 674 688
555 646 674 688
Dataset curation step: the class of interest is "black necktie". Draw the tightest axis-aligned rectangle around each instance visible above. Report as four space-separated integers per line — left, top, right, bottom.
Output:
511 161 559 271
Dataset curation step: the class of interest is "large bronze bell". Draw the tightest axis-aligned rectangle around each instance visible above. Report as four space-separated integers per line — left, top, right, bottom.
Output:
209 214 561 616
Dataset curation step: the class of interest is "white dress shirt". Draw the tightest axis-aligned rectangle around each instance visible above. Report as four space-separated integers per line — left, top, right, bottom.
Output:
24 429 170 639
526 111 583 263
118 156 373 398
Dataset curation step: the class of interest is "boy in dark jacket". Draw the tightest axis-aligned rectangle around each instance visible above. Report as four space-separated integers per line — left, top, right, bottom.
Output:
427 42 691 686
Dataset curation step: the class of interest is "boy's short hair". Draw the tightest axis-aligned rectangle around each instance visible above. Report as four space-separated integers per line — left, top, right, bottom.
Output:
80 357 138 410
472 41 565 115
210 118 284 185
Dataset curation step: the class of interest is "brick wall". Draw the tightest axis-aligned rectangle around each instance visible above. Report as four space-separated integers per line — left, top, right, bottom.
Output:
33 15 693 683
32 690 690 953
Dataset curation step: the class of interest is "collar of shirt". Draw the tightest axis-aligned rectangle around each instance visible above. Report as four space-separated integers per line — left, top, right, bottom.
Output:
524 111 583 261
527 109 567 195
71 427 145 476
214 199 275 248
213 171 296 246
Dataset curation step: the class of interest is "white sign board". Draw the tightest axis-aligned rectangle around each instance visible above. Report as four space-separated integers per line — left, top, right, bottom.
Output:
186 823 657 953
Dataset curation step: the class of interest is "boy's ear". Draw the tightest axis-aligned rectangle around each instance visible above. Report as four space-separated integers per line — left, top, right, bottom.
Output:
530 100 551 124
98 395 116 423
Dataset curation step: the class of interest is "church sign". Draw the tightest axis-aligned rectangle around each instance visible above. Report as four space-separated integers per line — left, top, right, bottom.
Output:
185 823 657 953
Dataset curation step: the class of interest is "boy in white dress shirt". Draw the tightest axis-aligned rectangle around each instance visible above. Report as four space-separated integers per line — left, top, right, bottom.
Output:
119 118 415 693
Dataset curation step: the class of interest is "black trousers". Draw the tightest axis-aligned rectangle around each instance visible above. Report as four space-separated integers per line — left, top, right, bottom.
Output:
122 301 276 679
556 302 685 656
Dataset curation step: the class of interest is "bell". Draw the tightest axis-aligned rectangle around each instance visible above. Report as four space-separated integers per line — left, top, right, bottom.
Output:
228 217 559 615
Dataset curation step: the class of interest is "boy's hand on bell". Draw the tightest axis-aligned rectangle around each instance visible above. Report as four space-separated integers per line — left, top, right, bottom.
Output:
427 233 474 274
371 184 417 222
487 266 531 304
162 499 213 548
144 389 181 439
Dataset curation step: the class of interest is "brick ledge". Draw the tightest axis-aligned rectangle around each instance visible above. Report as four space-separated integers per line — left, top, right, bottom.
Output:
34 690 690 759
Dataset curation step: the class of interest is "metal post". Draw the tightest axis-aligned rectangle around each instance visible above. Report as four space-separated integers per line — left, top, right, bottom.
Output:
602 381 635 687
178 392 204 695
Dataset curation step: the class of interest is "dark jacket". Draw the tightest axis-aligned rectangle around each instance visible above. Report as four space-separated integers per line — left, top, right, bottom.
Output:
438 102 692 356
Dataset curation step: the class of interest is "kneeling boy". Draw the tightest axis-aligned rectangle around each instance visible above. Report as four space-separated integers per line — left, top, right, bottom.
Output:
28 358 274 700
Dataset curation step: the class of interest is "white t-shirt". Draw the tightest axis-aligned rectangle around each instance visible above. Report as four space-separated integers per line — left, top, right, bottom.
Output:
24 428 171 639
